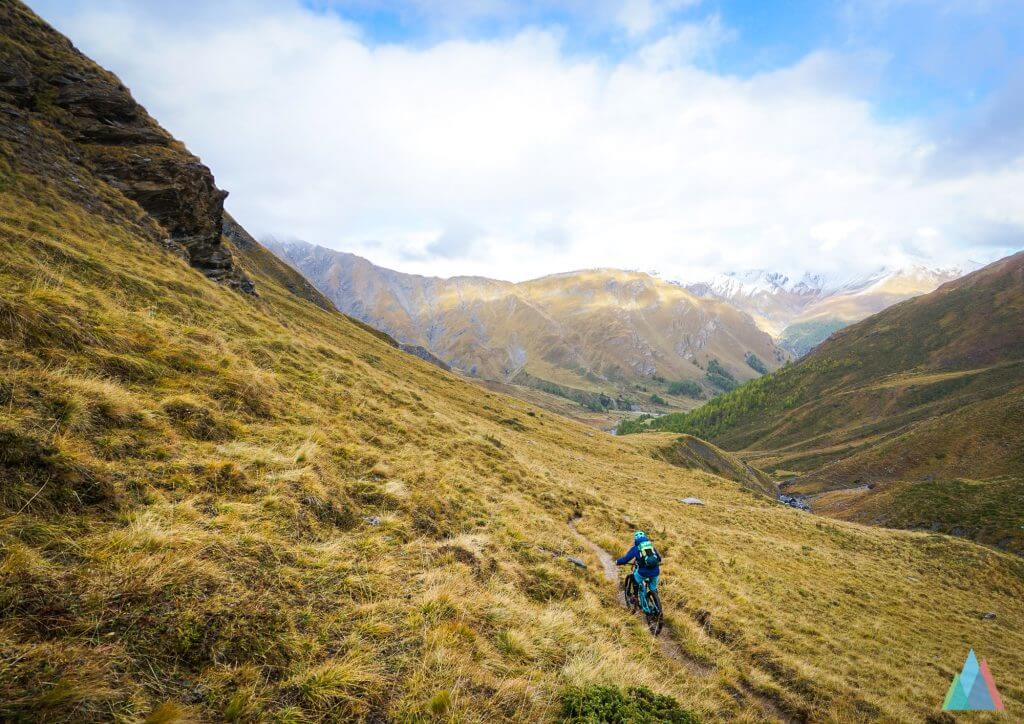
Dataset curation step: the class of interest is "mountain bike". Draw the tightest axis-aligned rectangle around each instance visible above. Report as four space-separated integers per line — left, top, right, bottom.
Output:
624 567 663 636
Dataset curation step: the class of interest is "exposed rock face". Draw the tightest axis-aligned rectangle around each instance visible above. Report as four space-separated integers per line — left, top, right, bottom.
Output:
0 1 253 293
398 344 452 372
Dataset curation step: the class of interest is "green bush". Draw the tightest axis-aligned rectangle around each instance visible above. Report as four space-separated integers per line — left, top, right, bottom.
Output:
744 352 768 374
706 359 733 380
583 393 614 412
706 373 736 392
705 359 737 391
667 380 702 398
558 685 699 723
650 394 667 405
616 418 646 434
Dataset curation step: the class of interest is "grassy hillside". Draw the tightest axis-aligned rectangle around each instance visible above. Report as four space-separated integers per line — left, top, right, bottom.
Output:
622 254 1024 552
813 476 1024 555
778 318 846 358
222 213 337 313
3 3 1024 721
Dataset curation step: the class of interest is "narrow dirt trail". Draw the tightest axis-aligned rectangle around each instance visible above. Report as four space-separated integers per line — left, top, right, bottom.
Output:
574 525 626 606
569 520 795 722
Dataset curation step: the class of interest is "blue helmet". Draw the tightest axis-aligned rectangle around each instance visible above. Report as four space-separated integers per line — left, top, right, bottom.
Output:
633 530 647 542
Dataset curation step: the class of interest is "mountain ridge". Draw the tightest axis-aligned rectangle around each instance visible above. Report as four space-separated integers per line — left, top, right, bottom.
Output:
266 238 787 420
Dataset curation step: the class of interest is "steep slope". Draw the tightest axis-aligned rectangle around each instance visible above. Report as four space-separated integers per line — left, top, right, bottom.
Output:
629 252 1024 551
630 434 778 497
688 266 964 355
6 156 1024 724
3 5 1024 721
268 240 785 415
0 0 253 293
222 214 335 312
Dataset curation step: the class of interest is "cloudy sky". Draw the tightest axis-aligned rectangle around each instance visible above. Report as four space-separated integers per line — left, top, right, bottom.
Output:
31 0 1024 281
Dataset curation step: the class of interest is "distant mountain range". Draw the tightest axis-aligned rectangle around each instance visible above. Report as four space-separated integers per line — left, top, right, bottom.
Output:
265 239 976 421
685 266 968 355
265 239 786 416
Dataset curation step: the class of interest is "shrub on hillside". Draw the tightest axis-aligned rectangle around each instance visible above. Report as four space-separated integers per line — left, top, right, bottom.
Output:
706 373 737 392
705 359 737 391
667 380 702 398
745 352 768 374
558 684 698 723
615 418 646 434
584 393 615 412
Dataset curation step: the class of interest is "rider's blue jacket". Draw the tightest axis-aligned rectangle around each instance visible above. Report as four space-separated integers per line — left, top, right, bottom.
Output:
616 536 661 578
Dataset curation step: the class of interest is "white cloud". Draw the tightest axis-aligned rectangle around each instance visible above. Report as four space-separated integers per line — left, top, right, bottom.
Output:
29 0 1024 281
637 15 732 69
617 0 703 38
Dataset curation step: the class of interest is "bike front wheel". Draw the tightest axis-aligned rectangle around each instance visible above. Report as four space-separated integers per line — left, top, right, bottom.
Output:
644 590 663 636
624 577 640 613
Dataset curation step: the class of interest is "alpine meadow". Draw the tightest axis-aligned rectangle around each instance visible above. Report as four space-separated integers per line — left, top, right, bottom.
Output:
2 1 1023 723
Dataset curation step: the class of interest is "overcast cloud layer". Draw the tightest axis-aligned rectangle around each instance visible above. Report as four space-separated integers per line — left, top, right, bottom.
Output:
31 0 1024 281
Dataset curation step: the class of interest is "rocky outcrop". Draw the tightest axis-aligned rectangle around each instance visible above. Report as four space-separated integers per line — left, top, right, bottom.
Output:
0 1 253 293
398 344 451 372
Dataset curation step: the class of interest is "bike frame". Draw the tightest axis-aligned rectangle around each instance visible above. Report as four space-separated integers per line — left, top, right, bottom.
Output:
631 565 657 614
622 564 663 635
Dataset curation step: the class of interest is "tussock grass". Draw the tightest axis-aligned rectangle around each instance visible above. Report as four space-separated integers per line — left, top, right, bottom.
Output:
1 136 1022 722
287 651 384 718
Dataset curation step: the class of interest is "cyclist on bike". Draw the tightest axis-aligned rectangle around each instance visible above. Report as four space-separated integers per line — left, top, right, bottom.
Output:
616 530 662 613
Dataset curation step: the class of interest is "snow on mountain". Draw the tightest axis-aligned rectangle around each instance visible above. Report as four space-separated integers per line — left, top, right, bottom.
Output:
682 265 971 350
692 267 896 301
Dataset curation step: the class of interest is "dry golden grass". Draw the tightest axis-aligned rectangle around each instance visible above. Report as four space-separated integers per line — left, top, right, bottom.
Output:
1 153 1023 723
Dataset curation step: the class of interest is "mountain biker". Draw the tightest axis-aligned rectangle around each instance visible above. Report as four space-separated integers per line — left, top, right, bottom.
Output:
616 530 662 611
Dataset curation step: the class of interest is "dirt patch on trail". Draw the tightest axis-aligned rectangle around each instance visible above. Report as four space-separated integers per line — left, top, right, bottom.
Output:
572 522 626 605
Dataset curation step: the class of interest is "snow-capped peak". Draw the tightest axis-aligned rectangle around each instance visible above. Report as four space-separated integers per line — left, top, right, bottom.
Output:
685 265 968 303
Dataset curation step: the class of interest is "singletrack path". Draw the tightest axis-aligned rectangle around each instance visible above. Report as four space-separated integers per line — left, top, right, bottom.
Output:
569 520 712 677
569 519 795 722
